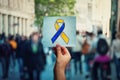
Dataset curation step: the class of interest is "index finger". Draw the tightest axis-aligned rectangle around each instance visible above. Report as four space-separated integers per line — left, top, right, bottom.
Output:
61 46 69 55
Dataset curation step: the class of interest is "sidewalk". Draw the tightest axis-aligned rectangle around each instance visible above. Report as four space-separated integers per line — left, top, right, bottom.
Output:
0 55 117 80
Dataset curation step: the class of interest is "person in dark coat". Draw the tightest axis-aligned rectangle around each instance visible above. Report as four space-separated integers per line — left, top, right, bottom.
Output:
0 38 11 79
16 35 27 79
24 32 46 80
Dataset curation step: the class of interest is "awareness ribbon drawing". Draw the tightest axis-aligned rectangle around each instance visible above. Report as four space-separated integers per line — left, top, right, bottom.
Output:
51 19 69 44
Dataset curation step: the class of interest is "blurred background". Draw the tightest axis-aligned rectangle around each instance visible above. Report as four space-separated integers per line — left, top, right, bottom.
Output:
0 0 120 80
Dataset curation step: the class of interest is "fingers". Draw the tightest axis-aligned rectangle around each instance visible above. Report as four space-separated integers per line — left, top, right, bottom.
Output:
61 46 69 55
56 44 62 57
53 44 70 57
52 44 62 57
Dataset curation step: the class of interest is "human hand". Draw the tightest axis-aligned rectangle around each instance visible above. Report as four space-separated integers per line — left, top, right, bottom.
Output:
53 44 71 80
53 44 71 70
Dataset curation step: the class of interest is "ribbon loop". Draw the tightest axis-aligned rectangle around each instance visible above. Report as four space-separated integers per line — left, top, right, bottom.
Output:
51 19 69 44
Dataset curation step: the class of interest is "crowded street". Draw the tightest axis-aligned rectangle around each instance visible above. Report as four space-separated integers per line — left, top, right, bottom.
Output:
0 0 120 80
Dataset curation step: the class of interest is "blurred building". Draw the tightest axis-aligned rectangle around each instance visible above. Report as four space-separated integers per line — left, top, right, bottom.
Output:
75 0 91 32
92 0 111 37
0 0 35 36
75 0 111 37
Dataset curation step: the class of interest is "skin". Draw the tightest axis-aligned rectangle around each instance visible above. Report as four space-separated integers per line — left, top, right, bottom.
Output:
53 44 71 80
32 34 39 43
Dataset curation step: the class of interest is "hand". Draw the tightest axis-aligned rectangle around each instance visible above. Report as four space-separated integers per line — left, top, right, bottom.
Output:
54 44 71 70
53 44 71 80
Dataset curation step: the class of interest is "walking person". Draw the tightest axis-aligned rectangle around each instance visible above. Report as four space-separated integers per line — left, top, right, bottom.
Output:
72 31 83 74
111 32 120 80
0 38 11 79
83 32 96 78
92 30 111 80
16 35 27 80
9 35 17 70
24 32 46 80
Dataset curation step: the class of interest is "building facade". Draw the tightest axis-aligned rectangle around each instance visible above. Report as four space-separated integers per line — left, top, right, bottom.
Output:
92 0 111 37
0 0 35 36
75 0 111 37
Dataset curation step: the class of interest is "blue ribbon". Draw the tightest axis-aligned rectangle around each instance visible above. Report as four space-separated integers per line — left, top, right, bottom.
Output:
51 23 65 43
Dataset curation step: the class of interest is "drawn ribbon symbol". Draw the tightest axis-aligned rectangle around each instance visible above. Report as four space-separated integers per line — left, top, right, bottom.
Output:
51 19 69 44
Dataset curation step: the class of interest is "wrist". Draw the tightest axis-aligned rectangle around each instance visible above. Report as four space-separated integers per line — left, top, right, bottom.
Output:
54 63 65 72
54 64 66 80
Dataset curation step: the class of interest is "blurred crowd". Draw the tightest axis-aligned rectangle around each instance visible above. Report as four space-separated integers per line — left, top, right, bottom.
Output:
70 30 120 80
0 32 46 80
0 29 120 80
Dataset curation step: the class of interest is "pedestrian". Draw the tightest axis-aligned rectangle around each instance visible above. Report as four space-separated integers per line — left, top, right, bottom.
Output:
9 35 17 67
92 30 111 80
16 35 26 80
0 38 11 79
81 32 93 78
111 32 120 80
72 31 83 74
24 32 46 80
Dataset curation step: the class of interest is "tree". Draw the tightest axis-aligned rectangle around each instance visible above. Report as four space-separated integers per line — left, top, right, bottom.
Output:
35 0 76 27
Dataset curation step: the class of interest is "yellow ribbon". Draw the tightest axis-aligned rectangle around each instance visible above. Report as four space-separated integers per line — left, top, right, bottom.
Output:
55 19 69 44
